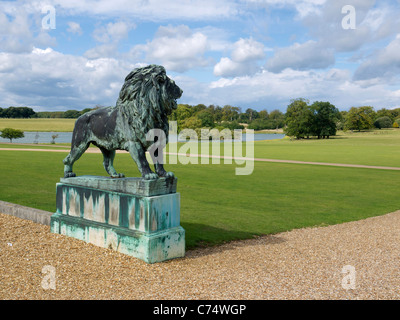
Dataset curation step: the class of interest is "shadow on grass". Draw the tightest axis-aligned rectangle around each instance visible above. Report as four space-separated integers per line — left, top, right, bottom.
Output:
182 222 286 258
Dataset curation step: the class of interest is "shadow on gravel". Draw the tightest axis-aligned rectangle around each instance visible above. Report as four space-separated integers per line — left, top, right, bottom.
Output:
182 222 286 259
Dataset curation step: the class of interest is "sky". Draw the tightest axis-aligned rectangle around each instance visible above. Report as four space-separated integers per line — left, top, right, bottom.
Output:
0 0 400 113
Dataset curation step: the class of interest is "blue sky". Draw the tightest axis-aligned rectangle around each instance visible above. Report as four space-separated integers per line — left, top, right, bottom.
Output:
1 0 400 112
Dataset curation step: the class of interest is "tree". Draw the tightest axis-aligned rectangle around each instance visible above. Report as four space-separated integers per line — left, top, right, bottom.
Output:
310 101 340 138
258 109 269 120
390 108 400 120
211 105 223 123
375 108 393 121
245 108 259 122
192 104 207 114
63 110 81 118
0 106 35 118
196 110 215 128
345 106 375 131
284 98 313 139
374 116 393 129
248 119 277 130
80 108 93 115
1 128 24 143
180 116 202 130
170 104 193 121
222 105 240 122
268 109 285 129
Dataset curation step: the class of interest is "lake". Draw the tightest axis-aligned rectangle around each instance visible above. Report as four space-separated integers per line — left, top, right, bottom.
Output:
0 131 285 144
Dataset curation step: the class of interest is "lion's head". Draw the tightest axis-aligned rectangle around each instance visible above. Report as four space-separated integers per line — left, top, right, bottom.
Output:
116 65 182 145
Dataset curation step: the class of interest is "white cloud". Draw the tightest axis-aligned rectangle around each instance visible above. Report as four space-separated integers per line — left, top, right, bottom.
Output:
301 0 376 52
266 40 334 73
84 21 135 59
203 67 400 110
92 21 134 43
132 25 210 72
67 21 82 35
0 48 140 109
0 8 55 53
231 38 265 62
353 34 400 82
214 37 266 77
50 0 239 21
214 57 254 78
244 0 327 18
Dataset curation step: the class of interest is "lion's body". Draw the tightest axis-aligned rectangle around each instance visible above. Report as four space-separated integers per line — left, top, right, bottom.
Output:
63 65 182 179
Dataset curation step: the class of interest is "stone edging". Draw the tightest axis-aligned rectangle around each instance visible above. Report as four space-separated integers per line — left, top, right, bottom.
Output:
0 200 52 226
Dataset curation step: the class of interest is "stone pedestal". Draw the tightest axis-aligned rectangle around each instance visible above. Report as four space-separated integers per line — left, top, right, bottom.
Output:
50 176 185 263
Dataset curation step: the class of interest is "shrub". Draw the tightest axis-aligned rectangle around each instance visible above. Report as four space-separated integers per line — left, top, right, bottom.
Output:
374 116 393 129
248 119 278 130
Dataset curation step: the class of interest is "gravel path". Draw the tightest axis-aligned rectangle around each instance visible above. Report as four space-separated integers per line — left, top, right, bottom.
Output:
1 211 400 300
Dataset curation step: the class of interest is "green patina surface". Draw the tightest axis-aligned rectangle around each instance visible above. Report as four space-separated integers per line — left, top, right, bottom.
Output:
51 175 185 263
59 175 177 196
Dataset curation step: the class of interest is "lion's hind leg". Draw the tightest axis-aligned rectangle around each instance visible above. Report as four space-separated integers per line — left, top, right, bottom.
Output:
154 163 174 178
63 142 90 178
100 148 125 178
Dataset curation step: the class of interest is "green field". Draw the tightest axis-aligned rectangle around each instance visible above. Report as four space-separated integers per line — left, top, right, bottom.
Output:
1 130 400 248
252 129 400 167
0 118 76 132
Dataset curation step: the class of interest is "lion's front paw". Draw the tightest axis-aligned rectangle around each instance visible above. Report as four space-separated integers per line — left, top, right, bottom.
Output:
144 172 158 180
64 172 76 178
111 173 125 178
165 171 174 178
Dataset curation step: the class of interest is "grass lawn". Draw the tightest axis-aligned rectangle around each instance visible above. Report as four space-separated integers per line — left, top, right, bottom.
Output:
252 129 400 167
1 149 399 249
0 118 76 132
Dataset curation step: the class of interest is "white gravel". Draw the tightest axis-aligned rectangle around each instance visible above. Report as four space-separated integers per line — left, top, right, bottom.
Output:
1 210 400 300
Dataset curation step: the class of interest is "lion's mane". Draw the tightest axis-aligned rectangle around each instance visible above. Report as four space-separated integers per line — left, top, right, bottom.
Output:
116 65 176 146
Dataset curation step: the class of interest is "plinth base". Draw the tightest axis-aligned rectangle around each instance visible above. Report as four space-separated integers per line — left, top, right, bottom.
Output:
50 176 185 263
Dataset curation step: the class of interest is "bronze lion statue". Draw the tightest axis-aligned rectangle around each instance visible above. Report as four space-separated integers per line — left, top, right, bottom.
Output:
63 64 183 180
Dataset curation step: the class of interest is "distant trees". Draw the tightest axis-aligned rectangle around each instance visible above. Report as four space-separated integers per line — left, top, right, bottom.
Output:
63 110 82 119
0 107 35 118
0 106 98 119
284 98 313 139
2 102 400 135
0 128 24 143
36 107 96 119
344 106 375 131
310 101 340 138
169 104 244 132
374 116 393 129
245 109 285 130
284 98 340 139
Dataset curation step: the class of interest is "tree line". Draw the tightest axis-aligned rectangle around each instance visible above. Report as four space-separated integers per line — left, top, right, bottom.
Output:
2 102 400 139
284 98 400 139
168 104 285 132
0 106 96 119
